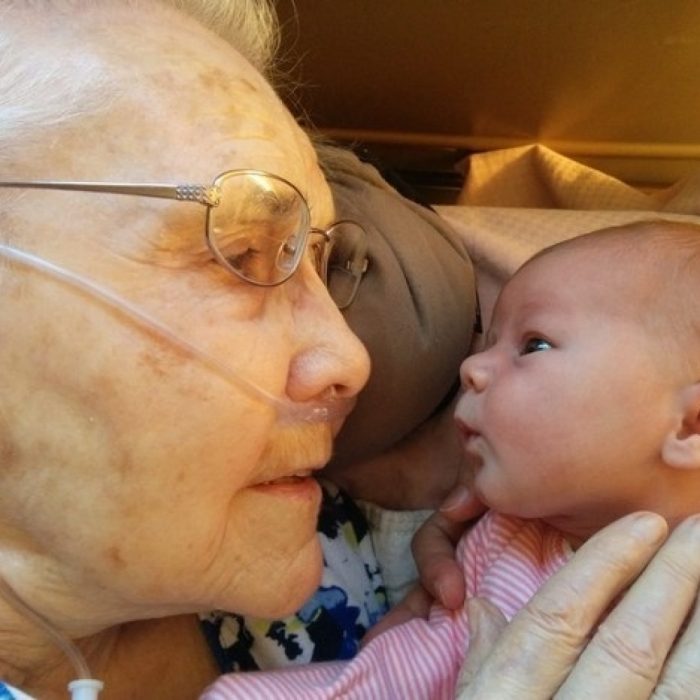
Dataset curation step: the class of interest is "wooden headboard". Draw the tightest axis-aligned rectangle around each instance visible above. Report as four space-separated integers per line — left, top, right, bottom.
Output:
277 0 700 199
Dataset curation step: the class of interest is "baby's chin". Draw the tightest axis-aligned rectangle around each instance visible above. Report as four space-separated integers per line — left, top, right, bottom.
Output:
472 478 533 519
471 474 506 512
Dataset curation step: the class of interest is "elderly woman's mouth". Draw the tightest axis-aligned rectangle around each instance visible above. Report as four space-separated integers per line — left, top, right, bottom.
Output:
259 470 314 485
251 463 327 490
250 471 323 500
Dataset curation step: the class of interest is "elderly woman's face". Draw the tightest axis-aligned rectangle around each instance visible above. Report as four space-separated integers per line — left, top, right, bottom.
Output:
0 10 369 620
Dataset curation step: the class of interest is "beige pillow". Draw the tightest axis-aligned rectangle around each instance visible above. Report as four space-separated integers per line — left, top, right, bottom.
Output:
440 145 700 333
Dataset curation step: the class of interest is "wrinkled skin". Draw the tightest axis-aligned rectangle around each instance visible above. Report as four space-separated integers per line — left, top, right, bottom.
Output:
0 5 369 697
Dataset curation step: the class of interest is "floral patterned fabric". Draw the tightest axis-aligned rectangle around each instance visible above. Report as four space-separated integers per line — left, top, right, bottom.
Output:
200 480 388 671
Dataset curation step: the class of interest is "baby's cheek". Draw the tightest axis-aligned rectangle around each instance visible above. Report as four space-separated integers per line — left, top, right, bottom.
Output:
483 385 524 439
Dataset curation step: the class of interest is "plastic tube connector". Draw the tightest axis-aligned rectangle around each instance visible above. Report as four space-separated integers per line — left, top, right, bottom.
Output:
67 679 104 700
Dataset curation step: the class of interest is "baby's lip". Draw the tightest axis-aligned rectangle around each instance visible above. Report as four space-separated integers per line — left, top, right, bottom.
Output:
455 418 478 439
454 418 482 451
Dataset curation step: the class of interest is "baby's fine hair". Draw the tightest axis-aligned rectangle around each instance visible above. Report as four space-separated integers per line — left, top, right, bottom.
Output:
539 219 700 373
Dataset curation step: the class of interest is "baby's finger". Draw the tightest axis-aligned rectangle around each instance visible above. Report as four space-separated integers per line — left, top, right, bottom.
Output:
412 510 469 609
439 484 487 523
362 584 432 644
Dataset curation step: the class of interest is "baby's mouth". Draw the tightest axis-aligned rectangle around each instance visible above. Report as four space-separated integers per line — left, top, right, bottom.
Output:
455 419 483 456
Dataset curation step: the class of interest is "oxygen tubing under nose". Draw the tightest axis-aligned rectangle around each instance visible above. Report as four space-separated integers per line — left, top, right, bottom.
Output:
0 244 353 424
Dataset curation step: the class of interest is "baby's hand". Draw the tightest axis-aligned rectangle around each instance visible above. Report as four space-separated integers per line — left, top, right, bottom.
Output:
363 484 486 645
362 583 432 643
413 484 486 610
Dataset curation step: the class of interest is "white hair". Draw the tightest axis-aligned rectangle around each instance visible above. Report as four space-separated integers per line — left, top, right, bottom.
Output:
0 1 280 169
0 5 104 163
169 0 280 77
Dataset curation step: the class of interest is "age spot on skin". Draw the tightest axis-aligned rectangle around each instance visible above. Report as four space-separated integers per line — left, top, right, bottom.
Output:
105 544 126 569
0 437 17 470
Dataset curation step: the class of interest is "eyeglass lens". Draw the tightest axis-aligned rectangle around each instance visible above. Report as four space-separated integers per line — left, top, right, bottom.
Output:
207 172 367 308
207 171 309 287
323 222 368 309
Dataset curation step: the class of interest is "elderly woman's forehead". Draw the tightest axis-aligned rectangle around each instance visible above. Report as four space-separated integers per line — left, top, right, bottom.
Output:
14 3 330 212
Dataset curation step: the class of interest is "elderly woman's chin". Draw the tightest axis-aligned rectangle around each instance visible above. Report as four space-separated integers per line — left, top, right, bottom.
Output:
199 484 326 619
247 537 324 619
213 531 324 620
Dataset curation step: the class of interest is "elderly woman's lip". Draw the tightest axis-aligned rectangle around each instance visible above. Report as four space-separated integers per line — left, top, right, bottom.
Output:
253 464 327 488
250 474 322 497
259 470 313 485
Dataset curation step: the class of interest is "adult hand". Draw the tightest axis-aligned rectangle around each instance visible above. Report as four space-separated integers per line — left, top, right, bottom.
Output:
458 512 700 699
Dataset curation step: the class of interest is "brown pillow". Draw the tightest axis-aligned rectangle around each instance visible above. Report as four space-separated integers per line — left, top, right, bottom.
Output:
322 150 476 469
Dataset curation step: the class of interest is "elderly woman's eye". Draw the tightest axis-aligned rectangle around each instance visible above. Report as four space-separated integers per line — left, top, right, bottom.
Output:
217 236 269 280
222 237 256 260
227 244 260 268
521 337 553 355
213 222 276 275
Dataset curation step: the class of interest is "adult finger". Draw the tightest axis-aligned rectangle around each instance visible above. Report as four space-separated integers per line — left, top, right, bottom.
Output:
557 514 700 699
654 579 700 698
459 512 669 699
456 597 508 696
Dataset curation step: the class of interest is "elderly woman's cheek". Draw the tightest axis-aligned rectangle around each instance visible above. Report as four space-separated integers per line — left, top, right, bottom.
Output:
0 383 120 521
2 306 258 549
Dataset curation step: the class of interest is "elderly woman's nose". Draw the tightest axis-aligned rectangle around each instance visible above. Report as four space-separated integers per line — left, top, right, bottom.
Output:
286 291 370 404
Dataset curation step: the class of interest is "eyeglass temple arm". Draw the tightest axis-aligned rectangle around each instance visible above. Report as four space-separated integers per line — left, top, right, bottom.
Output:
0 181 220 206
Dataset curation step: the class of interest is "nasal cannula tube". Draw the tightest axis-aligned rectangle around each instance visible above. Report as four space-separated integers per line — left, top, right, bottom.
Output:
0 243 350 699
0 576 103 699
0 244 352 423
0 249 108 698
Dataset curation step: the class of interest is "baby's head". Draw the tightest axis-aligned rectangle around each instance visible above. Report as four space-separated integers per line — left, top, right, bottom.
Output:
454 220 700 540
532 220 700 369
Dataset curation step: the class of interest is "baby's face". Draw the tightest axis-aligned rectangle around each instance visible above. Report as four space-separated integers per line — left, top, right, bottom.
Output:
454 246 679 539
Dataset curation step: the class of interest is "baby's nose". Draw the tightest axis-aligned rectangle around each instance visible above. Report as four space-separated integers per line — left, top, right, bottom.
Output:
459 352 490 393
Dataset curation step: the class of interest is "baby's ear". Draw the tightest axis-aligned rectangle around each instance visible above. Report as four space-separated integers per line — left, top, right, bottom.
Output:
662 382 700 470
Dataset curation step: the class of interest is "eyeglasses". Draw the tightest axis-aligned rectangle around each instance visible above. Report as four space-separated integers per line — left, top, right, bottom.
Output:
0 169 369 309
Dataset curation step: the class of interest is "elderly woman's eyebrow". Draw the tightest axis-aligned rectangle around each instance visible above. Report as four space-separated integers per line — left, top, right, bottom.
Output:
257 188 299 214
126 203 209 260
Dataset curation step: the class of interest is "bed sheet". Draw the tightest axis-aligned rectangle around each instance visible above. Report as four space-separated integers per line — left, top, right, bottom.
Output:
437 145 700 334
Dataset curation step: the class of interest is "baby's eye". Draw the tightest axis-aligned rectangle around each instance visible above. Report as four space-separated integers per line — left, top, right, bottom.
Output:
521 337 553 355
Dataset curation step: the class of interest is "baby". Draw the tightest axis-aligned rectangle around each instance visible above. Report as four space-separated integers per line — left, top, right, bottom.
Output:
201 219 700 699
